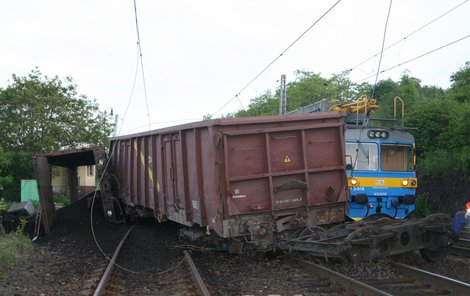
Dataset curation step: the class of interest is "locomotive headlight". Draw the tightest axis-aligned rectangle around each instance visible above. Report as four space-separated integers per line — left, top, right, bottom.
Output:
402 179 409 186
375 131 381 138
350 178 358 185
411 179 417 186
368 131 375 138
381 131 388 138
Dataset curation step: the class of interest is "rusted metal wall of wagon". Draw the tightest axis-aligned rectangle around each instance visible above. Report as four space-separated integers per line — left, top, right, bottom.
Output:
109 112 348 238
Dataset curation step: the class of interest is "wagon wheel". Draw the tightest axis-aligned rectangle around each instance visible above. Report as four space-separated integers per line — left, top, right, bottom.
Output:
419 247 449 262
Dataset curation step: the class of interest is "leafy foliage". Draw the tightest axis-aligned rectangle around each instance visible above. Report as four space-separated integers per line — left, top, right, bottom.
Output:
0 69 114 200
0 68 113 153
0 149 12 192
447 61 470 103
1 152 34 200
411 193 436 218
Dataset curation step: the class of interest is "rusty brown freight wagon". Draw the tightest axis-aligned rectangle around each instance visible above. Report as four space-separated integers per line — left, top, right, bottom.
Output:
109 112 348 248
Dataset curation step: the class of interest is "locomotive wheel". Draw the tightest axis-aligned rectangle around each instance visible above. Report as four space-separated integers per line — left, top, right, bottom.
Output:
419 247 449 262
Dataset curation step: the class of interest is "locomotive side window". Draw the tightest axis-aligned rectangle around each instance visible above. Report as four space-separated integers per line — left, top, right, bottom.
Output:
345 142 378 171
381 144 413 171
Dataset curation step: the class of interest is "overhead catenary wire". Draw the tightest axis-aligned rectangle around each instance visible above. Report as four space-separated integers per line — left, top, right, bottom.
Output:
208 0 343 119
347 0 469 74
88 2 148 276
355 33 470 83
371 0 393 98
133 0 151 130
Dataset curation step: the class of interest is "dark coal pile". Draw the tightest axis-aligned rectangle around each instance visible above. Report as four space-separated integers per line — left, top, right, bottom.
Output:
0 193 130 295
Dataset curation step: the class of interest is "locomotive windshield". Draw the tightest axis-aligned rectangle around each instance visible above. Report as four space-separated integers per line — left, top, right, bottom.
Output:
380 144 414 172
346 142 378 171
346 142 414 172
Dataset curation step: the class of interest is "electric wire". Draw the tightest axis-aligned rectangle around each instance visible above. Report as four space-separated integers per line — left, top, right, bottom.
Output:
208 0 342 119
356 33 470 83
371 0 393 98
347 0 469 74
134 0 151 130
88 28 144 276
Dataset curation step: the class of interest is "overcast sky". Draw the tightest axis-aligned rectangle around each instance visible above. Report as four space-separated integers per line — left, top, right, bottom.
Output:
1 0 469 135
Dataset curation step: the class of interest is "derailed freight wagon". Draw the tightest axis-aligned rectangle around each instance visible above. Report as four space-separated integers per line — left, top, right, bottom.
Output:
34 111 450 261
108 112 349 250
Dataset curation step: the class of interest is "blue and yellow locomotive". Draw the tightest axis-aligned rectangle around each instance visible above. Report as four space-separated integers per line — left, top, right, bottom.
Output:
290 96 417 220
345 126 417 219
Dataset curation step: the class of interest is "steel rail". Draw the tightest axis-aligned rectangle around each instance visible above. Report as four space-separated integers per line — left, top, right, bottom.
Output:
183 250 210 296
451 245 470 257
393 262 470 296
93 226 135 296
293 257 391 296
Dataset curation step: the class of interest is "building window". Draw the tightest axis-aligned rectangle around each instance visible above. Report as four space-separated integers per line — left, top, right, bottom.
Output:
87 165 94 177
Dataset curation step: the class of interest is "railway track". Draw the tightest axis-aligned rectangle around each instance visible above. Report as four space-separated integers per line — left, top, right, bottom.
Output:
451 225 470 258
294 257 470 296
91 226 134 296
451 238 470 258
87 225 210 296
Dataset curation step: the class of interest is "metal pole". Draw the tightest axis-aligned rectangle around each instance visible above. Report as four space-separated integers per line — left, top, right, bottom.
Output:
279 74 286 115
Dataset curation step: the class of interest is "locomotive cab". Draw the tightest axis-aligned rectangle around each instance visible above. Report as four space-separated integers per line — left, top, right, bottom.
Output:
346 127 417 220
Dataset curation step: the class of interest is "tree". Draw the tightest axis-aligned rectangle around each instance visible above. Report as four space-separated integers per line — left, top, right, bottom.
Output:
0 149 12 194
0 69 114 201
0 69 113 153
235 91 278 117
286 70 338 111
447 61 470 103
369 79 400 119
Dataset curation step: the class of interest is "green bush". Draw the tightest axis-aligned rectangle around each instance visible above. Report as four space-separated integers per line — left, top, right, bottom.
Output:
0 219 35 278
412 193 436 218
54 195 71 207
417 150 458 178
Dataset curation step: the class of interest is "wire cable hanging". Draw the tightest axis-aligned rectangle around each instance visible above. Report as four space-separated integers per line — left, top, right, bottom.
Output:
371 0 393 98
133 0 151 129
88 1 153 276
208 0 343 119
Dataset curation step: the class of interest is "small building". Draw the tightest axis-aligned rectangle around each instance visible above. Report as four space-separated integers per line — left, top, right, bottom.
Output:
51 165 96 199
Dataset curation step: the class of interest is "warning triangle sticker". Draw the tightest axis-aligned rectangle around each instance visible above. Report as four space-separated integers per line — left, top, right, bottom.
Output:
283 155 291 163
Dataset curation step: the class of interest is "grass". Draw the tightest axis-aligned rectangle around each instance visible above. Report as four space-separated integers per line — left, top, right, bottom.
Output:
0 219 36 278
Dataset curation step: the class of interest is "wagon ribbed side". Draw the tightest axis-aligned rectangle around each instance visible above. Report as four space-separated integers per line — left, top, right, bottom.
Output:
109 112 348 242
